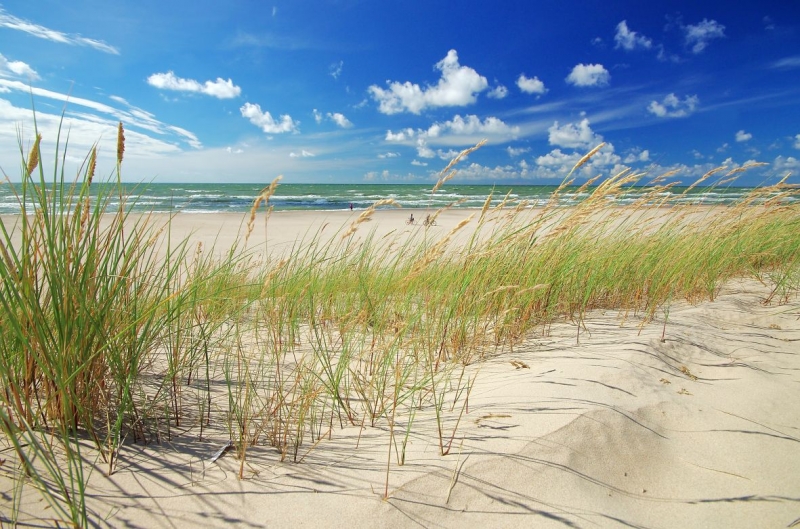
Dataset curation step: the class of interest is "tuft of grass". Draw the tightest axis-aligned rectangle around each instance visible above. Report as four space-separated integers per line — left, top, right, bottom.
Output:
1 120 799 527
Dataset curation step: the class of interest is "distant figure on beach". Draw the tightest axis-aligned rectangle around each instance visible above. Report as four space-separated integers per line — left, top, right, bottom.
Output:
407 213 415 225
349 203 353 211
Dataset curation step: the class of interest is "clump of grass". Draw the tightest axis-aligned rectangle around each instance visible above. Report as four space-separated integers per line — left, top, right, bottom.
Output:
1 116 799 527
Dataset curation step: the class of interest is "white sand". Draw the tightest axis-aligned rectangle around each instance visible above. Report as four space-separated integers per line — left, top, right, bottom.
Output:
2 210 799 528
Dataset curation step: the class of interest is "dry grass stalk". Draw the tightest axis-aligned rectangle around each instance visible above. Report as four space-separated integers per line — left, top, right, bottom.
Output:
341 198 398 239
565 142 605 180
432 139 487 193
725 162 769 178
407 213 474 278
246 175 283 243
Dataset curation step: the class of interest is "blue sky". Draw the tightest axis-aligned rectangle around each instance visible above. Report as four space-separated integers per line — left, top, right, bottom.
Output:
1 0 799 185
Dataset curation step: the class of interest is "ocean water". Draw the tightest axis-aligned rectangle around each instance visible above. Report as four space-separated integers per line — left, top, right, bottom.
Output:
0 182 787 215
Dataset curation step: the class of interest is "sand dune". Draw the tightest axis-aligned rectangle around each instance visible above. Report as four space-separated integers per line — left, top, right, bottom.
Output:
2 211 799 528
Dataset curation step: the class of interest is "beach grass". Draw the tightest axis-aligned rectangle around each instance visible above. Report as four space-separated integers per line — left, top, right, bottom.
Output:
1 116 799 526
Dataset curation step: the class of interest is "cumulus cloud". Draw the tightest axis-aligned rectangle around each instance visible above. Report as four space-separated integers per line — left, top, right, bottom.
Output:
416 138 435 158
614 21 652 50
773 155 800 172
647 93 699 118
0 7 119 54
795 134 800 149
327 112 353 128
386 128 415 142
289 150 315 158
240 102 299 134
507 146 530 157
624 149 650 163
534 145 623 180
548 118 603 149
487 85 508 99
517 74 547 95
378 152 400 159
0 53 39 80
684 19 725 53
428 114 519 138
368 49 488 114
735 130 752 142
147 71 241 99
566 63 610 87
313 109 323 124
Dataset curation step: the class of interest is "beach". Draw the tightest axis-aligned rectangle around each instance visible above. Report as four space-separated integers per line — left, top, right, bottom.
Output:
1 205 799 528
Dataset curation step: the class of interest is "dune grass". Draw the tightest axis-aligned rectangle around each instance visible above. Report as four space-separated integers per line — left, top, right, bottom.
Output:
1 116 799 526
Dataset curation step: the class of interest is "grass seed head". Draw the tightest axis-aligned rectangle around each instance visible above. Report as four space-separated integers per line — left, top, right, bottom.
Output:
27 133 42 175
87 147 97 185
116 122 125 165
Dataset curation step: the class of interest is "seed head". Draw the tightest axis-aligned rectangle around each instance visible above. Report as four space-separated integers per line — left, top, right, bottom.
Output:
27 134 42 175
116 122 125 165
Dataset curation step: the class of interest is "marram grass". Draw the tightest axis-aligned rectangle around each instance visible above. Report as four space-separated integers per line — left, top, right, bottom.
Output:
1 118 799 526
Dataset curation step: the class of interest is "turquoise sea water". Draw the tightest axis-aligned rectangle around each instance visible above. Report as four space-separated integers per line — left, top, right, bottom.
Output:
0 182 788 214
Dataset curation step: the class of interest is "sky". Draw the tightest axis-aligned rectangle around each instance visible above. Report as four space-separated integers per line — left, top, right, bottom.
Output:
1 0 800 186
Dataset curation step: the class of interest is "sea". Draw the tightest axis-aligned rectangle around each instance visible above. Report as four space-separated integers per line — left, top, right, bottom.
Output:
0 182 790 215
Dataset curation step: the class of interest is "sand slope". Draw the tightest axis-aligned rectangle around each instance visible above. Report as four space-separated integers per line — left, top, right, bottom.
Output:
6 278 798 528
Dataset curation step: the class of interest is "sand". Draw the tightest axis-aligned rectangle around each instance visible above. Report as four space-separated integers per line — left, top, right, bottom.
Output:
2 210 799 528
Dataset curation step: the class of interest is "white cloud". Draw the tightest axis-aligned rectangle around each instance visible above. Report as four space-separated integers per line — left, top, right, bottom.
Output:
313 108 323 124
794 134 800 149
226 146 244 154
566 63 610 87
289 150 315 158
240 102 299 134
330 60 343 79
684 19 725 53
0 79 201 150
487 85 508 99
386 128 415 142
0 7 120 55
548 118 603 149
378 152 400 159
507 146 530 157
416 138 435 158
534 144 622 180
614 20 652 50
647 93 699 118
772 56 800 70
735 130 752 142
411 159 428 167
327 112 353 128
773 155 800 172
430 114 519 138
147 71 241 99
624 149 650 163
517 74 547 95
0 53 39 80
368 49 488 114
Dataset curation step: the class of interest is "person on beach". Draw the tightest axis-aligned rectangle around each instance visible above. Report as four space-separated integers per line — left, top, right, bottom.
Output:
349 203 353 211
408 213 415 225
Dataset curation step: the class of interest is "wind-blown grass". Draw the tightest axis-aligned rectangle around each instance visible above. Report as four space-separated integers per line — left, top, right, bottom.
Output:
1 116 799 526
